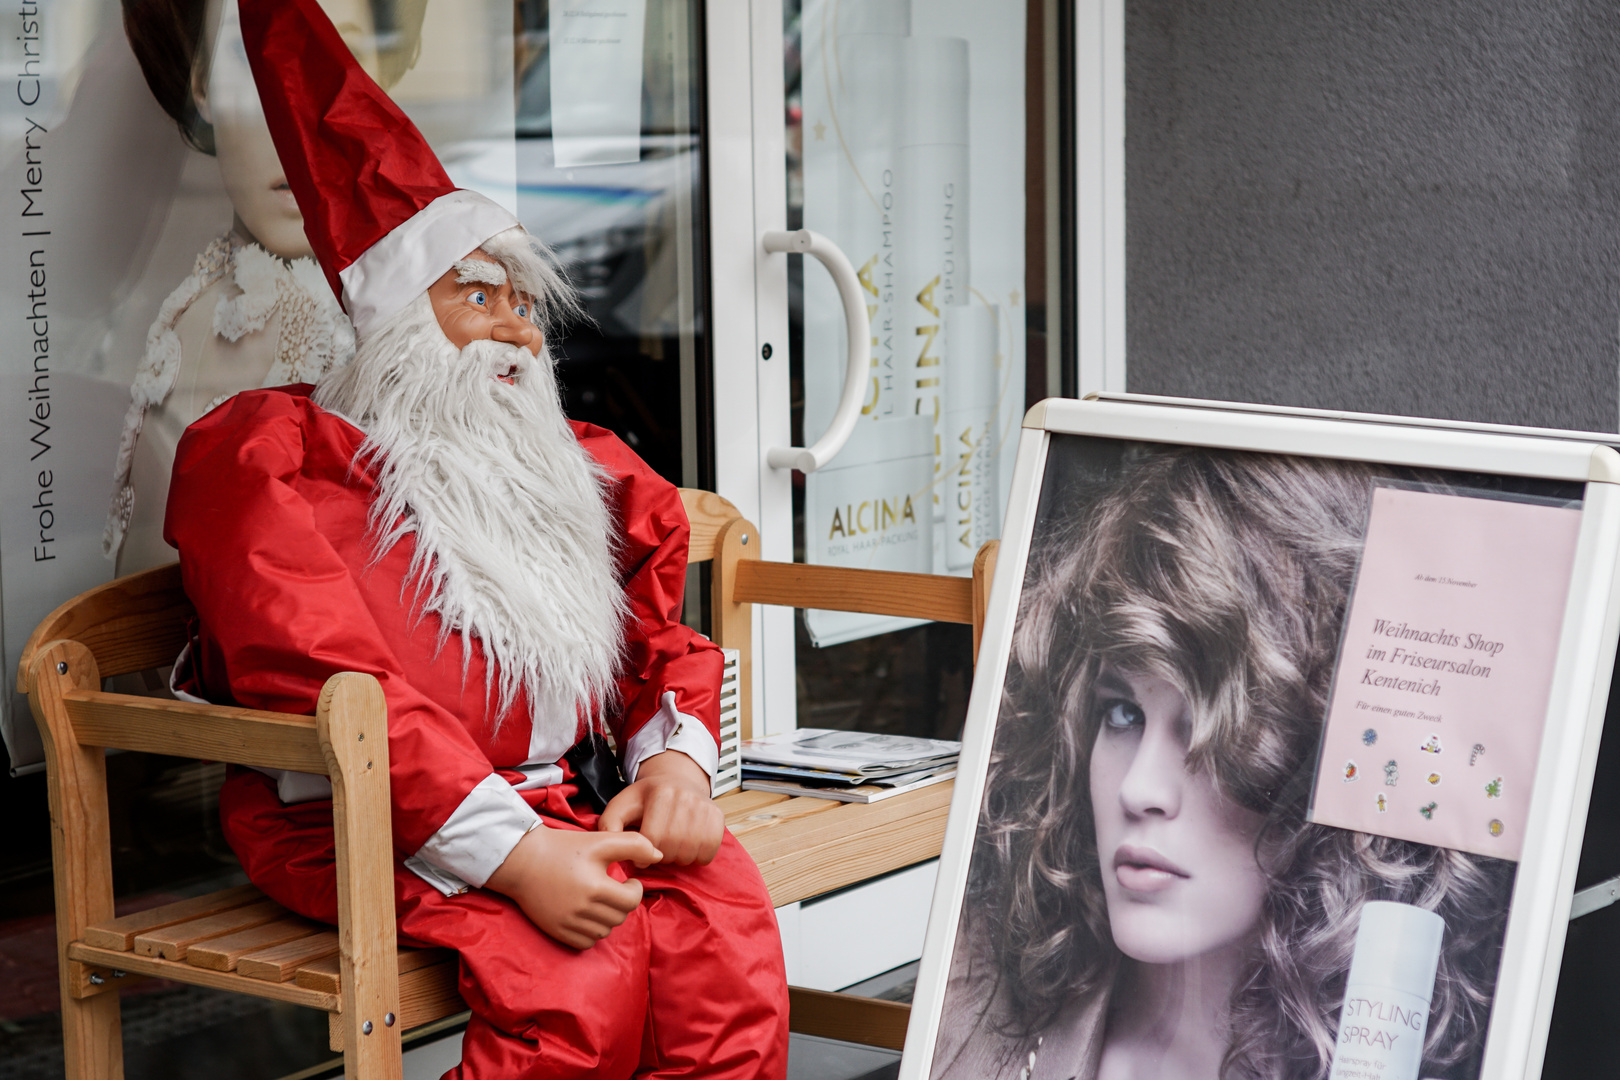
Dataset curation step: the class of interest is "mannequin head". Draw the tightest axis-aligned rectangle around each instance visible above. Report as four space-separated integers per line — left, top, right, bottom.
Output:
122 0 427 257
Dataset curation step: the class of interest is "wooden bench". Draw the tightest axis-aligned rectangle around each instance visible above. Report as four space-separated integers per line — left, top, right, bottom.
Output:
19 488 996 1079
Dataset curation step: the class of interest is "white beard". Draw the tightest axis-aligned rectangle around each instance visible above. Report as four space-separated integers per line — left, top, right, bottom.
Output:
313 294 626 742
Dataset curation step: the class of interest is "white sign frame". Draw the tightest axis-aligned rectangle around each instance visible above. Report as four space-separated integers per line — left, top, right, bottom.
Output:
902 394 1620 1080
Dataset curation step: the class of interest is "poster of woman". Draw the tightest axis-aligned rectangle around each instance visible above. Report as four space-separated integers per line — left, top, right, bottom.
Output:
905 399 1620 1080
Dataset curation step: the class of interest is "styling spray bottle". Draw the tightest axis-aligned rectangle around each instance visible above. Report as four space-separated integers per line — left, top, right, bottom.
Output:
1327 901 1446 1080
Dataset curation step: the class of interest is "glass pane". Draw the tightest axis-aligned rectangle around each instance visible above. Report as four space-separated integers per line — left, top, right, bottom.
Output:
516 0 708 489
785 0 1049 738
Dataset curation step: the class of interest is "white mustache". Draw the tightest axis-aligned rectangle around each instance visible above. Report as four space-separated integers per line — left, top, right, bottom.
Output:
459 338 537 382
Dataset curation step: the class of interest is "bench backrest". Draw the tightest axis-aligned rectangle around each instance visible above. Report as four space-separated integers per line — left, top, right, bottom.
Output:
18 489 996 740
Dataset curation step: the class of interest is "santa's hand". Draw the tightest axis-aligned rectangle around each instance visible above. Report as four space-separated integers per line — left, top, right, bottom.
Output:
485 825 661 950
598 749 725 866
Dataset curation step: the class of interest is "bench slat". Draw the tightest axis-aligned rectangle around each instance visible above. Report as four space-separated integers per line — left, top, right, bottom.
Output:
82 884 264 951
741 781 954 865
239 931 341 982
186 916 324 972
133 898 288 961
753 801 951 908
727 795 842 838
734 561 974 624
295 946 455 995
717 789 790 822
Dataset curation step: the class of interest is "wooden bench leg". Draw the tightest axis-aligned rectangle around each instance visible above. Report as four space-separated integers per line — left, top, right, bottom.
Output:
30 641 124 1080
319 673 403 1080
62 994 123 1080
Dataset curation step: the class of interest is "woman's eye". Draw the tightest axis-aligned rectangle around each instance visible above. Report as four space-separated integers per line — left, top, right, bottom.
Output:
1098 697 1145 732
469 290 487 307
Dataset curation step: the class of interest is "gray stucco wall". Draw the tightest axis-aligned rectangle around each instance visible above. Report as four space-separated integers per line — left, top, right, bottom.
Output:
1125 0 1620 432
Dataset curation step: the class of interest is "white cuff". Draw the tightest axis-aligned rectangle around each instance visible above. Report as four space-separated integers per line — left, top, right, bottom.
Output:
413 773 540 888
621 691 720 782
404 856 471 897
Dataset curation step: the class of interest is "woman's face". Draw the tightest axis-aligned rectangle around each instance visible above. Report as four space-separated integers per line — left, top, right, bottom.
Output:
194 0 382 260
1089 665 1269 966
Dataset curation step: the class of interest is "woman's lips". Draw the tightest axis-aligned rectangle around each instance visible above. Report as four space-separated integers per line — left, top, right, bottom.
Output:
1112 844 1190 893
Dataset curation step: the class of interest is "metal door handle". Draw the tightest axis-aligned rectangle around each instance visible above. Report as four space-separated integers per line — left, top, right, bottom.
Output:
761 229 870 473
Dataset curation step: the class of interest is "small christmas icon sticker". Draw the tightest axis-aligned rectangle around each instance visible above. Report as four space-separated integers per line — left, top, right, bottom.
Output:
1488 819 1505 837
1470 743 1485 766
1419 802 1438 820
1484 776 1503 799
1362 728 1378 746
1343 760 1358 782
1419 735 1443 755
1375 794 1388 813
1426 772 1441 786
1384 760 1399 786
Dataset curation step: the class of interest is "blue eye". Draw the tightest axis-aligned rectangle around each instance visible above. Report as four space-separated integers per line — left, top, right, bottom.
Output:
470 290 487 306
1098 697 1144 732
515 304 530 319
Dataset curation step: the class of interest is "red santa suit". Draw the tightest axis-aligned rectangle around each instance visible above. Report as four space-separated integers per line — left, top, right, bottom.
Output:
164 384 788 1079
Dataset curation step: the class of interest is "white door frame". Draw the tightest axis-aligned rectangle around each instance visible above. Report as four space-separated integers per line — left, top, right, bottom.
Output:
704 0 796 737
1074 0 1126 396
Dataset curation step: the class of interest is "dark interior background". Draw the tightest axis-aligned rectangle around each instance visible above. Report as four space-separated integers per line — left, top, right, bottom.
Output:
1126 0 1620 432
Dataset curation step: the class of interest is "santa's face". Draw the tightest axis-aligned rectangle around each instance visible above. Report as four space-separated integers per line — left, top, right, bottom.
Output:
428 251 545 367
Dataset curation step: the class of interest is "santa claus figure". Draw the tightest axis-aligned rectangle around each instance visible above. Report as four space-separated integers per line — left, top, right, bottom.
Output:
161 1 789 1076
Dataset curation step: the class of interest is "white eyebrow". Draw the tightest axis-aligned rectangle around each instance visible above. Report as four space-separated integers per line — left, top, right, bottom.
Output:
453 259 507 286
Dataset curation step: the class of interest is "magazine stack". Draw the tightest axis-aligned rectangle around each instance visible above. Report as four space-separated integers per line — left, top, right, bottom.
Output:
740 728 960 803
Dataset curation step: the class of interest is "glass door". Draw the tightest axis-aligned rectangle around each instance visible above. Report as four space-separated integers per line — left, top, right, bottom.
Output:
515 0 709 493
706 0 1062 738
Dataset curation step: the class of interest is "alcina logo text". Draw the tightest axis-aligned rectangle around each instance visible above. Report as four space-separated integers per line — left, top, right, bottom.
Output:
828 495 918 540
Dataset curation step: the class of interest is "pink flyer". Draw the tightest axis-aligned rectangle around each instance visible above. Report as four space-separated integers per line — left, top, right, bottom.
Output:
1308 484 1583 860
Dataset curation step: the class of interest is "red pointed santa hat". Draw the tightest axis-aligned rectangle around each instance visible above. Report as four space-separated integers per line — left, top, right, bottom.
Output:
237 0 521 338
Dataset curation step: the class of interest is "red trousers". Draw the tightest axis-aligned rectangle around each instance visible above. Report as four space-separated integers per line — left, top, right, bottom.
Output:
219 770 789 1079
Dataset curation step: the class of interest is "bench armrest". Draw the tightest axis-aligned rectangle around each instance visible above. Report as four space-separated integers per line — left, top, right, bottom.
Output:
58 688 327 773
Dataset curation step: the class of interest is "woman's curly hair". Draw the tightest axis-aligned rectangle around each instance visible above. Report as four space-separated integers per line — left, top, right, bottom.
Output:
965 445 1514 1079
